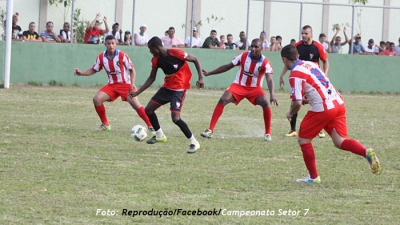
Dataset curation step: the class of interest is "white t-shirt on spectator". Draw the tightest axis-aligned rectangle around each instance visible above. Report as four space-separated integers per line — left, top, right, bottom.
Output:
105 31 121 42
184 36 202 48
364 45 379 54
133 32 148 46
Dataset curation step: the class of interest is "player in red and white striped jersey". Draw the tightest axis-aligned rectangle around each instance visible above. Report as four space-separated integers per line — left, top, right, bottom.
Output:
74 35 153 132
200 39 279 142
281 44 380 183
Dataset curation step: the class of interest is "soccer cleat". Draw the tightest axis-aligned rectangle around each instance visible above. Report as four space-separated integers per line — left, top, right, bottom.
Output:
264 134 272 142
99 124 111 131
366 148 380 174
318 131 326 138
146 135 167 144
296 174 321 183
187 141 200 154
285 130 297 137
148 126 156 136
200 129 213 138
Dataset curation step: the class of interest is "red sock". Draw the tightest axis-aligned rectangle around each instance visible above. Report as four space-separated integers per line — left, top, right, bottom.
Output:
263 107 272 134
340 139 366 157
136 106 152 127
95 104 108 126
300 142 318 179
209 103 224 131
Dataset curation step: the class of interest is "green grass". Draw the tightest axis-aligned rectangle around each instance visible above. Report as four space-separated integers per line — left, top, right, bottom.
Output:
0 85 399 224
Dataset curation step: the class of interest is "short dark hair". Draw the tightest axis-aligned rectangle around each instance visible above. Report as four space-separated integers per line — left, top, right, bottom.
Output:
319 33 326 38
148 36 162 48
302 25 312 31
227 34 233 37
276 35 282 40
281 44 298 61
105 35 116 42
46 21 53 26
251 38 262 46
210 29 217 34
169 27 175 30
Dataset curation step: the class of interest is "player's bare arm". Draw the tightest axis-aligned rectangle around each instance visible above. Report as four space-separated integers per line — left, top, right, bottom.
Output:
74 68 96 76
286 100 302 121
129 68 137 91
88 13 100 30
322 59 329 77
185 54 204 88
202 62 235 76
129 67 157 98
342 27 349 46
265 73 278 106
279 67 288 88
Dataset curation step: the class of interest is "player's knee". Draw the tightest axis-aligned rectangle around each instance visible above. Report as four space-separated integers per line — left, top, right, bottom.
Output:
218 98 229 105
171 114 180 123
145 106 153 115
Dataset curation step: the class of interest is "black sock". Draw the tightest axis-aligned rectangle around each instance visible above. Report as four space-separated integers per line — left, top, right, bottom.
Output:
290 112 298 131
174 119 192 138
147 113 160 131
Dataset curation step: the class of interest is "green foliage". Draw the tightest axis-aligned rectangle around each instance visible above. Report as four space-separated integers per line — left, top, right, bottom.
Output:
331 23 351 32
48 0 74 23
182 14 224 31
73 8 90 44
350 0 368 4
48 80 57 86
27 81 43 86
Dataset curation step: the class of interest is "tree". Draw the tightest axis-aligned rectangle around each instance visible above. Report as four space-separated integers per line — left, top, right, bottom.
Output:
48 0 74 23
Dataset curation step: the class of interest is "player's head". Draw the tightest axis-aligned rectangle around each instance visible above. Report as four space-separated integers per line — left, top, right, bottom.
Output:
250 38 262 56
104 35 117 51
94 20 100 30
301 25 313 43
148 36 163 56
281 44 299 70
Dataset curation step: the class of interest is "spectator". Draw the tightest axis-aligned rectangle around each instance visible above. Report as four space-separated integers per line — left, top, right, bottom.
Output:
5 12 22 40
330 27 348 54
164 30 169 36
269 36 282 51
380 42 396 56
364 39 379 55
260 31 270 50
40 21 61 43
290 39 296 45
376 41 386 53
59 22 72 43
348 34 365 54
276 35 283 46
184 27 202 48
160 27 184 48
22 22 41 42
202 29 220 49
106 22 123 44
83 13 109 44
133 24 148 46
317 33 329 52
235 31 250 50
123 30 132 46
225 34 237 50
220 34 226 49
395 38 400 56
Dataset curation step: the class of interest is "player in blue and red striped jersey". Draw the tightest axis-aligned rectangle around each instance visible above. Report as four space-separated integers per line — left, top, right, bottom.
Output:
129 36 204 154
281 44 380 183
279 25 329 138
73 35 153 133
200 38 279 142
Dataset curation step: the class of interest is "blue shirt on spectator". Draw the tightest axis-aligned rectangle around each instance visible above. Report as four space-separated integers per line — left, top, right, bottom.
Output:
349 42 365 54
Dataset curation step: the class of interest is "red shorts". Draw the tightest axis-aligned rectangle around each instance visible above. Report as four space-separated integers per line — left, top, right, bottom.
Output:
299 104 348 139
226 83 265 105
99 83 133 101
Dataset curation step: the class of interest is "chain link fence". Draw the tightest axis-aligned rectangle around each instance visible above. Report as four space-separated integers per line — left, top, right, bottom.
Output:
0 0 399 48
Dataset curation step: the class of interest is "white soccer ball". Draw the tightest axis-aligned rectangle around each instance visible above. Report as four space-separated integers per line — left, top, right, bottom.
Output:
131 125 147 141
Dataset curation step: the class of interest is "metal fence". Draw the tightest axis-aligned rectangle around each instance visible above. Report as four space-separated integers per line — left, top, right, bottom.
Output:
0 0 400 48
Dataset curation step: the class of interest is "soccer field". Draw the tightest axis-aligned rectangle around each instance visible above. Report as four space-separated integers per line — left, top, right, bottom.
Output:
0 85 399 224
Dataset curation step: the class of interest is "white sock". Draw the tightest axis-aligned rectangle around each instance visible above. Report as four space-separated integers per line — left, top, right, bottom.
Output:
156 128 164 138
189 135 198 144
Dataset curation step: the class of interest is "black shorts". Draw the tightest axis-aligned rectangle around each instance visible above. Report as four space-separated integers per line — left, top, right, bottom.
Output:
150 87 186 113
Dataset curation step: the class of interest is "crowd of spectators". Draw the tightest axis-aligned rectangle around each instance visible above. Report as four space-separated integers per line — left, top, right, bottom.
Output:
4 12 400 56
